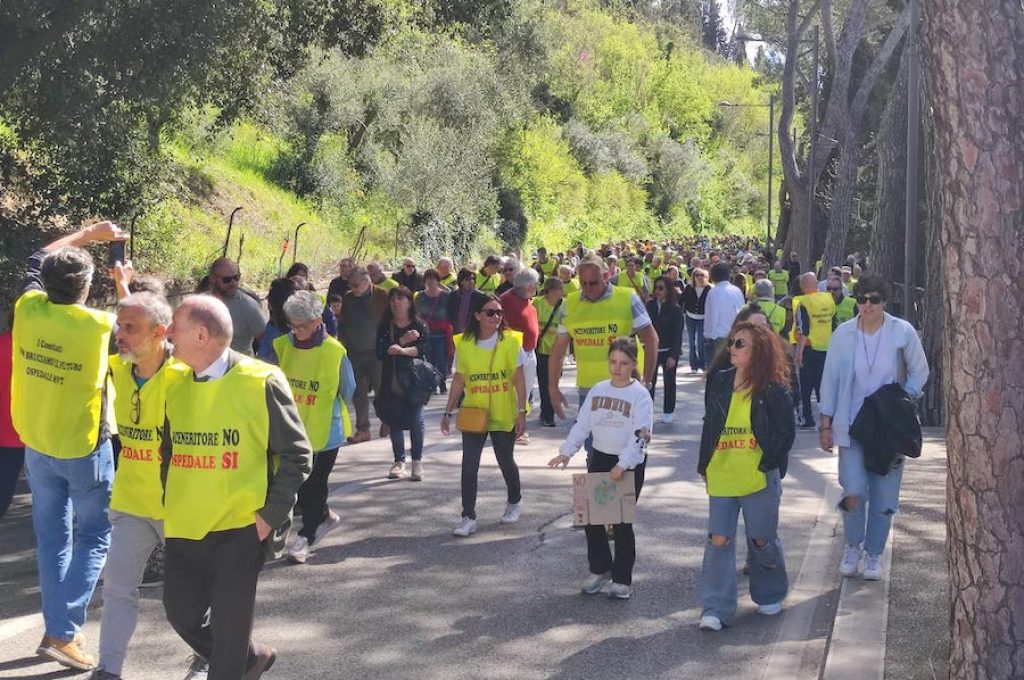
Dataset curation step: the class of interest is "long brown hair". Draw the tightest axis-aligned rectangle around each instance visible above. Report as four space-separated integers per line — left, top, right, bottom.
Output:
728 321 790 396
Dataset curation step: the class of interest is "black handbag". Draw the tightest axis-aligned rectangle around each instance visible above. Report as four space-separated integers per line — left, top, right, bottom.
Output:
399 357 442 406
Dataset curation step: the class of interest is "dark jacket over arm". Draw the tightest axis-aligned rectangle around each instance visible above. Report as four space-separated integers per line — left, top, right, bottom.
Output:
646 300 683 360
698 367 795 478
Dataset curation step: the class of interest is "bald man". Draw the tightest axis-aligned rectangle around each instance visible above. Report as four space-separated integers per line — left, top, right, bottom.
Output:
161 296 311 680
207 258 267 356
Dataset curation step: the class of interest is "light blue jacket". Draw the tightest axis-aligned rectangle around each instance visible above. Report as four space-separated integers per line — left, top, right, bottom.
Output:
819 313 929 448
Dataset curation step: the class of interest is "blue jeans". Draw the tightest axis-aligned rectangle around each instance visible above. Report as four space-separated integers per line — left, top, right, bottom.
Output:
838 439 905 556
390 406 425 462
685 316 705 370
24 440 114 640
0 446 25 519
425 333 448 390
700 470 788 626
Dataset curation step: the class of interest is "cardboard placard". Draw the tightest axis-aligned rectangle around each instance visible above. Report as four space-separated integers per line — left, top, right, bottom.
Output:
572 471 637 526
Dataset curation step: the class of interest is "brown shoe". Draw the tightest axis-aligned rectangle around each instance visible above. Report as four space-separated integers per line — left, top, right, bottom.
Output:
242 643 277 680
36 635 96 671
347 430 371 444
379 422 391 438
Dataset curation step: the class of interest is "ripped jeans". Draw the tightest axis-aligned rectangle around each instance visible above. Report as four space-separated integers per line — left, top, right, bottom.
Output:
700 470 788 626
838 439 904 557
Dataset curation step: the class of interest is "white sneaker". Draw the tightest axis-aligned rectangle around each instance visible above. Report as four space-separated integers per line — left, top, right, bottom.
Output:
839 545 862 577
581 572 610 594
452 517 477 537
608 582 631 599
862 554 883 581
387 461 406 479
659 413 674 424
410 460 423 481
313 509 341 543
286 536 309 564
757 602 783 616
500 502 523 524
699 614 722 631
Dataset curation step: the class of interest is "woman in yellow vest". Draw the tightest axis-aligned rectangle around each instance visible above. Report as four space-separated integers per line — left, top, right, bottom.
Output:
532 277 565 427
697 322 795 631
272 290 355 564
441 294 528 538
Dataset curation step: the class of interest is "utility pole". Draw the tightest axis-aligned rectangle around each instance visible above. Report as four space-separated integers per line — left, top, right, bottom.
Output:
903 0 921 324
807 25 819 271
767 93 775 247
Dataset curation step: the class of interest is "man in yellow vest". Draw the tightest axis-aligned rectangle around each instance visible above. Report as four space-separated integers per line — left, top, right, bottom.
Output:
272 291 355 564
532 247 559 281
794 273 836 429
161 295 311 680
95 291 183 680
12 220 126 672
547 253 659 422
767 260 790 301
613 257 651 302
753 279 787 337
475 255 502 293
436 257 458 290
828 275 858 325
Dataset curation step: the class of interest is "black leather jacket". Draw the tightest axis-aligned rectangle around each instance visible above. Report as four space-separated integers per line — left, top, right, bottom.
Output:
698 367 796 478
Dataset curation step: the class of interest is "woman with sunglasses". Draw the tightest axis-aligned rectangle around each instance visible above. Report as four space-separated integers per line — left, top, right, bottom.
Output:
680 268 711 373
818 274 929 581
441 294 528 537
697 322 795 631
646 276 683 424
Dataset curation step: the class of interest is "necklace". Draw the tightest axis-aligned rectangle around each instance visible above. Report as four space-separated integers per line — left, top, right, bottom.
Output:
859 320 884 373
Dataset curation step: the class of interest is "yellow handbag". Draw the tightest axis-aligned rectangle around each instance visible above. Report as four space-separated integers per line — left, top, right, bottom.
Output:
456 339 498 434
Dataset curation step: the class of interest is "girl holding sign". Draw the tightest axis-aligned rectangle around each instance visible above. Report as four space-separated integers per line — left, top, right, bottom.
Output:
548 337 654 600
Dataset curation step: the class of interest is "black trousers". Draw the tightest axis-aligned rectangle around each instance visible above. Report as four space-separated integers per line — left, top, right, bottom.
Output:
460 430 521 520
799 348 827 425
585 451 646 586
536 353 554 422
164 525 266 680
297 447 339 543
649 351 678 414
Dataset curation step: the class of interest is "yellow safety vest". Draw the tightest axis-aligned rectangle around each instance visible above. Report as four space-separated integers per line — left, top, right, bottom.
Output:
619 272 647 298
476 271 500 292
563 278 580 295
788 298 800 345
109 354 183 519
378 278 398 291
536 259 558 277
834 296 857 325
273 334 351 450
767 270 790 296
163 358 278 540
564 287 638 389
455 331 523 432
440 273 458 289
759 300 787 336
706 389 767 497
796 291 836 351
11 290 114 459
647 266 664 281
532 296 561 355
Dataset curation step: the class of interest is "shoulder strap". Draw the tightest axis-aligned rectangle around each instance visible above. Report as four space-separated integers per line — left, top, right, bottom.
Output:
538 299 562 343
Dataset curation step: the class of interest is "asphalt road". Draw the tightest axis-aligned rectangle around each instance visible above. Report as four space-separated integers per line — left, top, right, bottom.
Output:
0 364 867 680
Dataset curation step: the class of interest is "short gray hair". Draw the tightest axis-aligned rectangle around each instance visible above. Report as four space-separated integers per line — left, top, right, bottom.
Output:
283 290 322 323
117 292 172 327
754 279 775 299
513 267 539 291
183 295 233 345
41 247 94 304
348 266 370 285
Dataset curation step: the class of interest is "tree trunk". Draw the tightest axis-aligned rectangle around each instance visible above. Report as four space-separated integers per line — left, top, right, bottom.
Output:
820 125 861 269
924 2 1024 677
918 93 942 427
869 47 909 282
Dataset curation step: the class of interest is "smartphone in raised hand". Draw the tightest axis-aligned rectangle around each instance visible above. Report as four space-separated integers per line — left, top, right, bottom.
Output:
107 240 126 268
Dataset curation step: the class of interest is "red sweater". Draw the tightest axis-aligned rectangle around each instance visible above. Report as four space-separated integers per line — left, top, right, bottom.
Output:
499 290 539 352
0 333 23 448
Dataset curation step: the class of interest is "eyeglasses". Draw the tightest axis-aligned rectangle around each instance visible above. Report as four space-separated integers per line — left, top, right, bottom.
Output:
220 274 241 284
481 308 503 317
579 279 603 287
130 387 141 425
404 264 415 269
856 294 884 305
727 338 748 349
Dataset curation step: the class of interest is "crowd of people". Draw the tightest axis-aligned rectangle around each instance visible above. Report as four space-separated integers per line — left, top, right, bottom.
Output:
0 223 928 678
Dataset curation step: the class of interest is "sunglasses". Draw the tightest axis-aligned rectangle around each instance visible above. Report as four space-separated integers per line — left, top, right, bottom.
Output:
220 274 241 284
856 294 884 305
727 338 748 349
130 387 141 425
481 308 503 317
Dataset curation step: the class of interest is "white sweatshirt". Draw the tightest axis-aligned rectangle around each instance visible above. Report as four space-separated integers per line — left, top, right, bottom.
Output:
559 379 654 470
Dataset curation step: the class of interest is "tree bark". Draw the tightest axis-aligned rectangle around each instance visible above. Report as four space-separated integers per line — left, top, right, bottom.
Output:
869 47 909 284
924 1 1024 677
918 90 943 427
